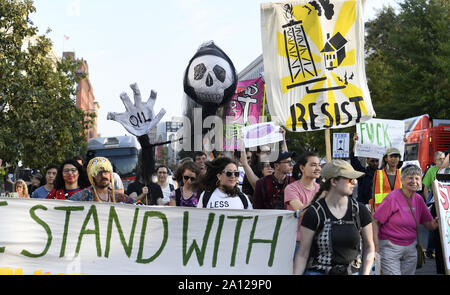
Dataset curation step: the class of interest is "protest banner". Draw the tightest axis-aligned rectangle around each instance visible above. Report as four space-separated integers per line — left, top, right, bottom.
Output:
260 0 375 132
432 179 450 275
242 122 283 149
355 118 405 160
332 133 349 158
0 198 297 275
223 77 265 150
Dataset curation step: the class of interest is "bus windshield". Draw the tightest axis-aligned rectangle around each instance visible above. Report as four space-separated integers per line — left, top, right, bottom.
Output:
87 148 138 178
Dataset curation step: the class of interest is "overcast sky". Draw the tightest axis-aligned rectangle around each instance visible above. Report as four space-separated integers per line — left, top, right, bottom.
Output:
30 0 402 137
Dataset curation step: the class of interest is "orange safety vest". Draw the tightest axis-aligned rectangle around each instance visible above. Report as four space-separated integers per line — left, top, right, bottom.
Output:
371 169 402 211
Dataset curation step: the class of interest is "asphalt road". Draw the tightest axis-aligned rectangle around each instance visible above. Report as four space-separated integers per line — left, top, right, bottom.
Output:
415 224 442 275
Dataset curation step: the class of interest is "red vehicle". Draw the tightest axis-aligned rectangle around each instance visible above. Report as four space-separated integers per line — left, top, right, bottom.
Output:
404 115 450 172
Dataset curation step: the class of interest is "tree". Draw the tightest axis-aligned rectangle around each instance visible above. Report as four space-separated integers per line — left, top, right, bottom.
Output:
365 0 450 120
0 0 95 172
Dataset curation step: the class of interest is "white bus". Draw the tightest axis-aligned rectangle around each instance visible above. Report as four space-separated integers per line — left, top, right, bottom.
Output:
87 136 140 190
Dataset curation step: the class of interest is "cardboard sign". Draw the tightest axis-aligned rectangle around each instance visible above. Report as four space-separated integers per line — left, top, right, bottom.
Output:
0 198 296 275
333 133 349 158
432 180 450 275
355 118 405 160
242 122 283 148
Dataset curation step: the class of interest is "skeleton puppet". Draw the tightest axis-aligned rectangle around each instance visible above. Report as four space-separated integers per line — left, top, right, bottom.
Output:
182 41 237 152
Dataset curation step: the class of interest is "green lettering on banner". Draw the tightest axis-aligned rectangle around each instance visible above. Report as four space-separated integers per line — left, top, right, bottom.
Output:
54 206 85 257
105 206 140 258
136 211 168 264
212 214 225 268
75 205 101 257
21 205 52 258
383 123 392 148
246 216 283 267
0 201 7 253
182 211 215 266
359 123 366 144
376 123 382 146
227 216 253 267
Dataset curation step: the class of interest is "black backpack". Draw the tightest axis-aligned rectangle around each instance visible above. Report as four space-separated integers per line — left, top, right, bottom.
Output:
201 190 249 209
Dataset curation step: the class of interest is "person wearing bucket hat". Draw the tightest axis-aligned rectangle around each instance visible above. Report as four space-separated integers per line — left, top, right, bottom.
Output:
293 160 375 275
370 147 403 212
69 157 134 203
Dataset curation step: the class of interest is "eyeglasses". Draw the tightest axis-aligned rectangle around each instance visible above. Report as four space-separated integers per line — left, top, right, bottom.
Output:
183 175 196 182
222 171 240 178
62 168 78 174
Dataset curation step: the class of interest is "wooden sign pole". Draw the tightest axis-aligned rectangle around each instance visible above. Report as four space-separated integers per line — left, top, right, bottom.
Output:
325 129 332 162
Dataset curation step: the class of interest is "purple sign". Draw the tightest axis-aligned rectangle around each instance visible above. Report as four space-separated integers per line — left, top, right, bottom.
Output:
223 77 265 150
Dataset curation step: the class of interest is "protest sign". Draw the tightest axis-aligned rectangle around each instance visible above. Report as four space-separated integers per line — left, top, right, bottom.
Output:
332 133 349 158
432 179 450 275
0 198 296 275
355 118 405 160
223 78 265 150
260 0 375 132
242 122 283 149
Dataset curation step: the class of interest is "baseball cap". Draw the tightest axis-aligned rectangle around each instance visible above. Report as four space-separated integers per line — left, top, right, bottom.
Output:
321 159 365 180
385 147 401 156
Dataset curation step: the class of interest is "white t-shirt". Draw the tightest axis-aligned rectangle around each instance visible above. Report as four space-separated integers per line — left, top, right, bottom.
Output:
159 183 173 205
197 188 253 210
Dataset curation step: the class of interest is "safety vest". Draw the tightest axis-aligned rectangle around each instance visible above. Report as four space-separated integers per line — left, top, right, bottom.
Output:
372 169 402 211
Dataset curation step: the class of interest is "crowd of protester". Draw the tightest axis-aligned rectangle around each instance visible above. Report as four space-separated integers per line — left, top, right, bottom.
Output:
1 129 449 276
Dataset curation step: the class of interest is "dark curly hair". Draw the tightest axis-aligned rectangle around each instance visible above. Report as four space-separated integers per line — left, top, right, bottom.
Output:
54 158 90 190
201 157 239 193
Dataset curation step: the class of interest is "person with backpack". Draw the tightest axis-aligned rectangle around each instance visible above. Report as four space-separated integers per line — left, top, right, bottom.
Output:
293 160 375 275
169 161 201 207
197 157 252 210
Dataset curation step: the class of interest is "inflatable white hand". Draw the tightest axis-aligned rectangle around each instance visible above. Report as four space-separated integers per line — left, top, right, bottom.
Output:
107 83 166 137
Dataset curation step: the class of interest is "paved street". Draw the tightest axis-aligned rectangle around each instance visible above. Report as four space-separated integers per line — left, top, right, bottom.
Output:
415 225 441 275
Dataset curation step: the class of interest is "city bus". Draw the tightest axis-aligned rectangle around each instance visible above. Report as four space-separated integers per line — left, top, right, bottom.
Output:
87 136 140 190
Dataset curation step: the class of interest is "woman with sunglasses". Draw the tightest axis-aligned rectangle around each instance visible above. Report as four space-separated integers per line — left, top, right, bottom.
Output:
169 161 201 207
293 160 374 275
197 157 252 210
46 159 90 200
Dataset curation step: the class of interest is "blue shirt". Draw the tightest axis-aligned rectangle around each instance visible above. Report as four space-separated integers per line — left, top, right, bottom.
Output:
32 186 51 199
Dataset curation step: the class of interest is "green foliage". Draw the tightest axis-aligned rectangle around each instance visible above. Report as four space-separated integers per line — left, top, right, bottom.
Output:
0 0 95 172
365 0 450 120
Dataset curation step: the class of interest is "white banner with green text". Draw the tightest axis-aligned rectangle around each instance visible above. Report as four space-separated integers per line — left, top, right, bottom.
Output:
0 198 297 275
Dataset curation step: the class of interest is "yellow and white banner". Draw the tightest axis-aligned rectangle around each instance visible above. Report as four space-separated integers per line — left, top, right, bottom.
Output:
0 198 296 275
261 0 375 132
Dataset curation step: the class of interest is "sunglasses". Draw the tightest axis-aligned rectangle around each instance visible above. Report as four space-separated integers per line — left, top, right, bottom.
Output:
183 175 196 182
342 178 356 184
222 171 240 178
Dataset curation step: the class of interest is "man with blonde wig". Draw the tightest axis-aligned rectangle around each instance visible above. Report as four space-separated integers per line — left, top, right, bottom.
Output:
69 157 134 203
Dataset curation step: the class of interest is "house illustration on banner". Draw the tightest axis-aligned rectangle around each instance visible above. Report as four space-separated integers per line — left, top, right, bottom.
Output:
321 32 347 70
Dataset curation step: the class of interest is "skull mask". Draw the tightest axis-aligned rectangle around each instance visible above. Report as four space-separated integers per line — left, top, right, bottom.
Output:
184 41 237 108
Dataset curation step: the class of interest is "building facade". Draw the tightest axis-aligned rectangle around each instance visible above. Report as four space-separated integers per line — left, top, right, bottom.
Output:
63 51 99 139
